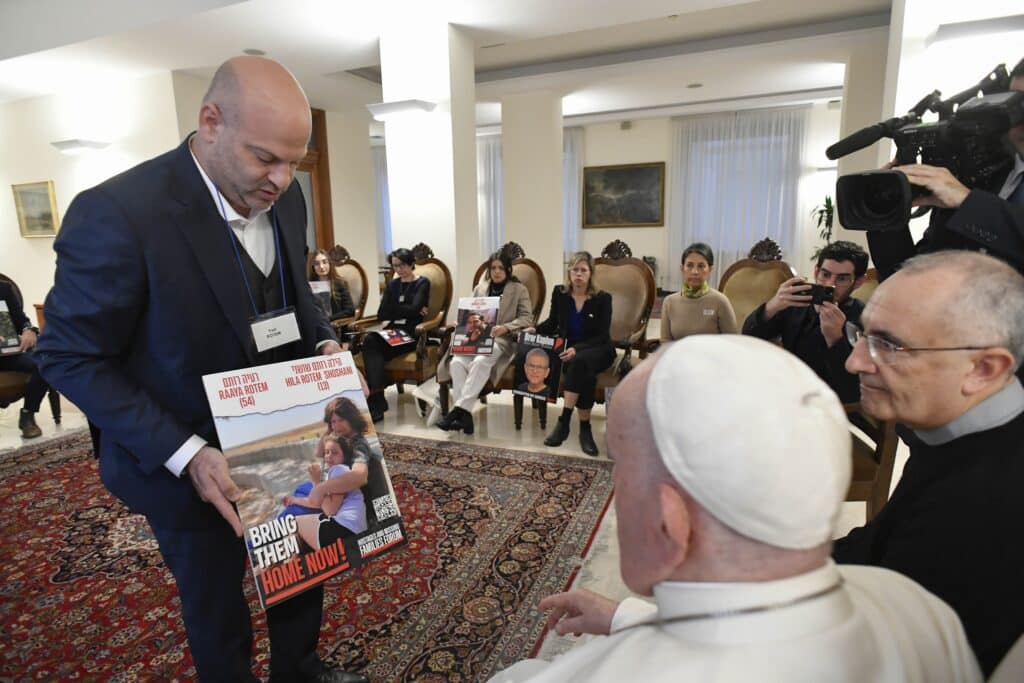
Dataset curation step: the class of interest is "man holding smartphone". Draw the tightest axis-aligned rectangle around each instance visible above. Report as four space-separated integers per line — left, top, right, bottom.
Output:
743 240 869 402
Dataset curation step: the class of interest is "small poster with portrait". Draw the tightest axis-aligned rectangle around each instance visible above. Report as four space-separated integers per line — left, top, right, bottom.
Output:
308 280 332 319
0 301 22 356
373 328 416 346
451 296 500 355
512 331 565 403
202 351 406 611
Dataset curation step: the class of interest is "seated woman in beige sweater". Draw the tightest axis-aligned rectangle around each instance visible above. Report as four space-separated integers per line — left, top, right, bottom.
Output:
660 242 738 341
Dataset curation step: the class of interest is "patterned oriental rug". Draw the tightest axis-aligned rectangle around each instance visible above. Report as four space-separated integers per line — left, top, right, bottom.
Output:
0 431 613 682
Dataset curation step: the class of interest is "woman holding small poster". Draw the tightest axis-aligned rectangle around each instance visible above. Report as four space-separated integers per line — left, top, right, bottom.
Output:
436 250 533 434
308 249 355 321
532 251 615 456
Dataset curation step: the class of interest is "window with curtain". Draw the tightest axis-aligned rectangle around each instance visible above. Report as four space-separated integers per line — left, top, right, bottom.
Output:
668 105 809 290
477 134 504 256
562 127 584 256
372 146 392 260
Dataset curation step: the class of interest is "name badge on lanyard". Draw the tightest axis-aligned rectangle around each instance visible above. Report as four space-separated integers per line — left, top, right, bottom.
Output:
216 191 300 353
251 306 301 352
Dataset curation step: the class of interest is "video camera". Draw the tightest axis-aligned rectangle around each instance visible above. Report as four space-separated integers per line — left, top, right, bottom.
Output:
828 64 1024 231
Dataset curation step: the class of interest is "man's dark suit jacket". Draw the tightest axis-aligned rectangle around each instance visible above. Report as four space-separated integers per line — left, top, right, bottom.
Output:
868 187 1024 280
535 286 613 351
36 138 335 530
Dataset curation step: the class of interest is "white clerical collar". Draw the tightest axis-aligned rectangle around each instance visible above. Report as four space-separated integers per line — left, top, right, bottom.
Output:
188 136 270 226
1001 154 1024 199
914 378 1024 446
652 559 842 621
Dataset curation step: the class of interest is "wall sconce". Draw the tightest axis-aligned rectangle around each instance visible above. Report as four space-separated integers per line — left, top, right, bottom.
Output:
365 99 437 121
51 138 110 155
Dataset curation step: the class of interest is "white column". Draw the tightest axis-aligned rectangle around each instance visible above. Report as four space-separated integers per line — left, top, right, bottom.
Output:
378 20 480 303
501 91 564 318
325 109 381 314
834 28 891 242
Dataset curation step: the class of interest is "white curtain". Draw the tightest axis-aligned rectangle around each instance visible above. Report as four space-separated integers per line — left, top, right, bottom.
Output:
372 146 392 259
562 127 584 256
668 105 810 290
476 134 504 256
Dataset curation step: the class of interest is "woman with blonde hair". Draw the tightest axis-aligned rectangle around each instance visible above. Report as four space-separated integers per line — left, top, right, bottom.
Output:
531 251 614 456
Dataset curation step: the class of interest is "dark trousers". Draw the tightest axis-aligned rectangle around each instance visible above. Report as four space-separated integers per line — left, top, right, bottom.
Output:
563 345 616 410
0 351 48 412
149 516 325 683
362 333 413 392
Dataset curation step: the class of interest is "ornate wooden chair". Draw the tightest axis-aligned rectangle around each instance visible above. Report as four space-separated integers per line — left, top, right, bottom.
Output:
353 243 454 397
719 256 798 327
592 241 656 404
0 273 61 423
844 403 898 521
436 242 549 429
851 267 879 306
325 245 369 329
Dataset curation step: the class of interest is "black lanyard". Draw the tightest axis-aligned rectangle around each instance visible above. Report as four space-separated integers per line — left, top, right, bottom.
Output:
215 189 287 318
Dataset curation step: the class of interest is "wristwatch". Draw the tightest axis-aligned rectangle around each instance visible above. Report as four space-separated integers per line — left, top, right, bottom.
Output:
22 325 39 335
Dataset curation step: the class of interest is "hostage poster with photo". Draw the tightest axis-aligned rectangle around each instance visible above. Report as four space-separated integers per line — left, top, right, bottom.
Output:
450 296 500 355
202 351 406 610
512 331 564 403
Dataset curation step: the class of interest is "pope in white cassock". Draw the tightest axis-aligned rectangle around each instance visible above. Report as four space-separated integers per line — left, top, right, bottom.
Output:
490 335 981 683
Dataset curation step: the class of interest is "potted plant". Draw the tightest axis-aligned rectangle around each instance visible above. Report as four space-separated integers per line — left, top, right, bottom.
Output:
810 195 834 261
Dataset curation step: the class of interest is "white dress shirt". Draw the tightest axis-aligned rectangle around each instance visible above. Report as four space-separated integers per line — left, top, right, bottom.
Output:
490 562 981 683
163 145 276 476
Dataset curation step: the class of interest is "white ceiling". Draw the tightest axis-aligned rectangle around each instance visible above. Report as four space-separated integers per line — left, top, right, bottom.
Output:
0 0 893 121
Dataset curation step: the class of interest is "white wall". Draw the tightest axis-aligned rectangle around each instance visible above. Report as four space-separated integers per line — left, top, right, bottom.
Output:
581 118 671 288
0 71 182 314
796 101 842 274
578 107 842 289
171 70 209 141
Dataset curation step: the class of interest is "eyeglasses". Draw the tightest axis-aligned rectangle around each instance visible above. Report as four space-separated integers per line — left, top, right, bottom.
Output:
844 322 992 365
818 268 854 286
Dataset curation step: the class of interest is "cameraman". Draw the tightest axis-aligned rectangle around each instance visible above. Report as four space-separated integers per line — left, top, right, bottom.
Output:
869 57 1024 279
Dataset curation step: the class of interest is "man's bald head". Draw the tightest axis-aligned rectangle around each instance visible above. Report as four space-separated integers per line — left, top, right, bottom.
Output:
192 56 311 217
202 56 310 131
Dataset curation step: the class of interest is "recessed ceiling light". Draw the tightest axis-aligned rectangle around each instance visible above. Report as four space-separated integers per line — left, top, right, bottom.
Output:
243 48 266 56
686 82 703 89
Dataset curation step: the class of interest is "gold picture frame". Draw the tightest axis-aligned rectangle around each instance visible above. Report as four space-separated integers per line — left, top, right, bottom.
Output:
583 162 665 229
12 180 59 238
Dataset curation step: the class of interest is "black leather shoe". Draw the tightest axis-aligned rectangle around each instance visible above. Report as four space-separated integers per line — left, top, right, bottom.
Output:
19 409 41 439
437 410 460 431
311 667 369 683
579 422 599 457
460 409 474 435
544 418 570 447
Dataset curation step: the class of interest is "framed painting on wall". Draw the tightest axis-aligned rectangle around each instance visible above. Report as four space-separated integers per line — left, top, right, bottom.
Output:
583 162 665 229
12 181 59 238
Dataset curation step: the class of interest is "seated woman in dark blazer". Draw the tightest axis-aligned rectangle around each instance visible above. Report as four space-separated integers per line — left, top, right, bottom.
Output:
532 251 614 456
362 247 430 422
309 248 355 321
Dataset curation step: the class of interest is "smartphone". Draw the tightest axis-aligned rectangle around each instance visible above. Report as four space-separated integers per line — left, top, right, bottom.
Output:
807 284 836 305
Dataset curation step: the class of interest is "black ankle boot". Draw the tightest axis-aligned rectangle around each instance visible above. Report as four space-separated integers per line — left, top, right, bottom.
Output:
544 417 571 447
459 408 474 435
579 421 598 457
19 409 42 439
368 393 387 423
